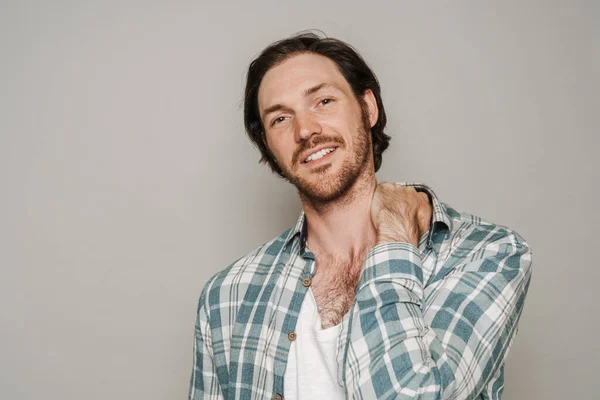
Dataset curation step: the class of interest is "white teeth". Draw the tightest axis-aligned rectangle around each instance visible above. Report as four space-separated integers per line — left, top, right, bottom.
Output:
305 148 335 163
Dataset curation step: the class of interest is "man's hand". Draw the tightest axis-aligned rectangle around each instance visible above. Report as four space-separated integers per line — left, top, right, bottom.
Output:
371 183 433 247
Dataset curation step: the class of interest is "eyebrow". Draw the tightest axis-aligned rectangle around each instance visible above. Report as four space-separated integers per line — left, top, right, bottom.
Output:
261 83 339 120
303 82 336 97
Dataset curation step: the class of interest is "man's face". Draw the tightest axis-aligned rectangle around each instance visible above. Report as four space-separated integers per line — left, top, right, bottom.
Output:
257 53 376 203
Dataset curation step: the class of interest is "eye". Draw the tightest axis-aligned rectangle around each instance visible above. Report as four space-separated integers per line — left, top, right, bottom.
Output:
320 98 333 106
271 116 287 126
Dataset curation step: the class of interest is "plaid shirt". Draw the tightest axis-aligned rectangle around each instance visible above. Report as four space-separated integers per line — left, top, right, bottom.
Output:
189 182 533 400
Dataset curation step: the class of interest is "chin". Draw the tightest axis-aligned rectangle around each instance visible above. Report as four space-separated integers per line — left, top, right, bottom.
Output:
291 162 362 204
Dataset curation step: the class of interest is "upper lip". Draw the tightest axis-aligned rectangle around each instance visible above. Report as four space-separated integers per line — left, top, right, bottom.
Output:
300 145 339 163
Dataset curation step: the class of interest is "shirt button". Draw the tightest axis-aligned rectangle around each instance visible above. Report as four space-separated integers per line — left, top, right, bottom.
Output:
288 332 297 341
302 278 311 287
274 394 283 400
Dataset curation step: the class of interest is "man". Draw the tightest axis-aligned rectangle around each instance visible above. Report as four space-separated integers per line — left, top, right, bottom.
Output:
189 32 532 400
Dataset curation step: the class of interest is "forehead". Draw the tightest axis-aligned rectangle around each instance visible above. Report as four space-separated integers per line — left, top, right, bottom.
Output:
257 53 351 111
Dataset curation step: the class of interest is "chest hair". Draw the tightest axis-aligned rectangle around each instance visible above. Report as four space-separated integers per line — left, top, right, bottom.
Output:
310 249 369 329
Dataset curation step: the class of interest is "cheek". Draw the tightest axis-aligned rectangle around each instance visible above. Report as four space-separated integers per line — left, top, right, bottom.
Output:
321 116 345 134
326 119 359 146
267 135 294 163
324 108 362 133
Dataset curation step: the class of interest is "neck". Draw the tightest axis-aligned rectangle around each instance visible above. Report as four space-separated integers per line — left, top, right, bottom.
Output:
300 168 378 258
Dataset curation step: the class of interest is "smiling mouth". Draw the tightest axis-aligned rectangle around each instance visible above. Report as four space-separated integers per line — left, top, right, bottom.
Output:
303 147 337 164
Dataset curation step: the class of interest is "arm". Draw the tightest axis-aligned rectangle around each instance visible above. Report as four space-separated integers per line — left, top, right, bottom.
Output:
343 232 532 399
188 289 225 400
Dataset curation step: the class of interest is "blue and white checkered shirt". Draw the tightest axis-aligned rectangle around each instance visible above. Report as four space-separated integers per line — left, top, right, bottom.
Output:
189 182 533 399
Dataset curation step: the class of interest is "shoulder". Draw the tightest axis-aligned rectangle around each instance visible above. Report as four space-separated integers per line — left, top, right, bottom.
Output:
196 227 295 313
440 202 533 273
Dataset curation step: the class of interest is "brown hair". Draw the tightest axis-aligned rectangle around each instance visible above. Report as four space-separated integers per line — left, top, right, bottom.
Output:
243 31 391 177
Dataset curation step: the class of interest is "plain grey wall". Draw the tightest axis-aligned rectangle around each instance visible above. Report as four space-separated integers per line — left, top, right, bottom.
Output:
1 1 598 399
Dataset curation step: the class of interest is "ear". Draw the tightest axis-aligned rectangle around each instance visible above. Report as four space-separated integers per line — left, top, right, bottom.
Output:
362 89 379 128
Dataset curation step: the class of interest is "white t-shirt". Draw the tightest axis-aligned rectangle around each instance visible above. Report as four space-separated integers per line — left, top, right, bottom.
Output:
284 287 346 400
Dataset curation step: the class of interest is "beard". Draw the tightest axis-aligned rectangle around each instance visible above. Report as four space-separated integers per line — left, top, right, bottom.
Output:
278 109 373 206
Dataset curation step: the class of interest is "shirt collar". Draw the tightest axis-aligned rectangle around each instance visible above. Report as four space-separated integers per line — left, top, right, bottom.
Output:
284 181 452 252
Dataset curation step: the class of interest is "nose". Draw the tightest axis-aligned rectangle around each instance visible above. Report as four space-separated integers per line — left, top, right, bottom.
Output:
294 111 321 143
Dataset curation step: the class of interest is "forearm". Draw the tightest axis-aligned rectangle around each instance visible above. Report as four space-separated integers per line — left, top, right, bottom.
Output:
344 243 452 399
343 240 531 399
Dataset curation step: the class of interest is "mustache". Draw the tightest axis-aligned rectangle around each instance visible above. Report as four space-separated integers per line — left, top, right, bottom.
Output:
292 135 346 165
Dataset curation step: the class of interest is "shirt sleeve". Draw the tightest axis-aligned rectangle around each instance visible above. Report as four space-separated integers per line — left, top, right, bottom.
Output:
342 232 533 400
189 288 225 400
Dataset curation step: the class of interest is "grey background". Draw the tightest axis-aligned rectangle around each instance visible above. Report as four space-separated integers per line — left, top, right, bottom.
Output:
1 1 598 399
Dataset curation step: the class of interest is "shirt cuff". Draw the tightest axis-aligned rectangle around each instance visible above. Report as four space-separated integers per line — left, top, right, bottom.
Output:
358 242 424 292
